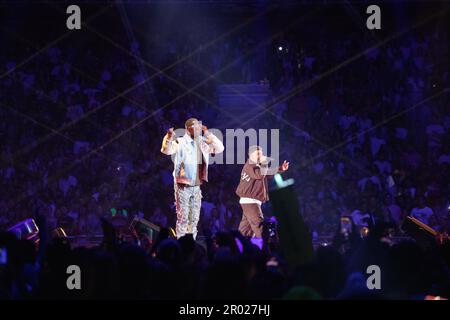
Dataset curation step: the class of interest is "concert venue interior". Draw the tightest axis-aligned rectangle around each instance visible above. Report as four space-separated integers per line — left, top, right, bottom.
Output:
0 1 449 301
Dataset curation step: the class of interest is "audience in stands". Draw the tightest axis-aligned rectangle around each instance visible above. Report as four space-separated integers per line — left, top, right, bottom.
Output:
0 17 449 251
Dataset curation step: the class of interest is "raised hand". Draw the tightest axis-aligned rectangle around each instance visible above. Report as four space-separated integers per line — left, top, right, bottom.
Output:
203 125 214 144
167 127 175 138
259 155 269 164
280 160 289 172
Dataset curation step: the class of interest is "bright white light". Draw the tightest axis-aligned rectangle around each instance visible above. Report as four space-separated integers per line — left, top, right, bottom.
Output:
274 173 283 187
278 46 283 51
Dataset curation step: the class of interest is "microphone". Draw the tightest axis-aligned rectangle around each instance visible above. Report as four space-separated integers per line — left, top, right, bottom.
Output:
259 156 276 165
167 127 177 141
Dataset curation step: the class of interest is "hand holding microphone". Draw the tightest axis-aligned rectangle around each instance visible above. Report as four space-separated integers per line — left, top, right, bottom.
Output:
167 127 175 139
259 155 275 165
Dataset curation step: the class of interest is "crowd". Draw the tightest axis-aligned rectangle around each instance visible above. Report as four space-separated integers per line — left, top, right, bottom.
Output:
271 26 450 237
1 215 449 300
1 3 450 301
0 7 449 243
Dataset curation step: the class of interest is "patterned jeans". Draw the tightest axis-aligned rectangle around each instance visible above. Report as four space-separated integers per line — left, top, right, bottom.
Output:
174 184 202 239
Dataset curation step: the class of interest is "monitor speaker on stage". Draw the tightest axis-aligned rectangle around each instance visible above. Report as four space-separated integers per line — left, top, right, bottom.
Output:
8 218 39 243
269 179 314 268
130 217 161 243
401 216 445 250
51 227 68 239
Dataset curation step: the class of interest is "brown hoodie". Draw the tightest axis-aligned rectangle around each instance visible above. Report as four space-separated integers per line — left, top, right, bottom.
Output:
235 160 280 203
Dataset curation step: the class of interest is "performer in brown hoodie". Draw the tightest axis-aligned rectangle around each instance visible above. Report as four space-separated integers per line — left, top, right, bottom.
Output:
235 145 289 238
